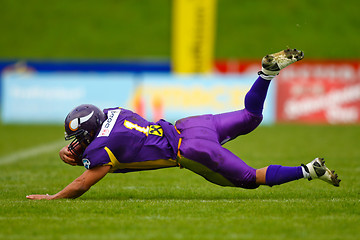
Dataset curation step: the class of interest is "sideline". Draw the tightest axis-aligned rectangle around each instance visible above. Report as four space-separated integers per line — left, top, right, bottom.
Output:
0 140 65 165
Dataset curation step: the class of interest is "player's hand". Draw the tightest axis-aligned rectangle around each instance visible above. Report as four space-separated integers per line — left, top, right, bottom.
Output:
59 145 79 166
26 194 53 200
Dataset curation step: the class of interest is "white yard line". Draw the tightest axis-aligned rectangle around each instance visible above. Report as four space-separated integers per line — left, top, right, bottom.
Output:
0 140 65 165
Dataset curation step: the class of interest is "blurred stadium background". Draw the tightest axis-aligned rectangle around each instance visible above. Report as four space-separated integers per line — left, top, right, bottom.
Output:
1 0 359 125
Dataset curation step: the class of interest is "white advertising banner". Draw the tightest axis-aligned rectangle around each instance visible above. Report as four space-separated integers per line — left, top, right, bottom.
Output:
1 73 135 123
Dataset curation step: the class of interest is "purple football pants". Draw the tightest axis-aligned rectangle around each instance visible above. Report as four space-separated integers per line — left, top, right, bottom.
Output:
175 77 270 189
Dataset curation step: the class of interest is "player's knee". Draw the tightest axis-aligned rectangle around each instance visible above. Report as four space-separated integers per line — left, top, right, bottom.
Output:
241 110 263 134
230 169 259 189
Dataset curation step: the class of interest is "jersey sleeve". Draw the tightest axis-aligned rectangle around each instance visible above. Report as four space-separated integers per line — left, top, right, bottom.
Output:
82 146 111 170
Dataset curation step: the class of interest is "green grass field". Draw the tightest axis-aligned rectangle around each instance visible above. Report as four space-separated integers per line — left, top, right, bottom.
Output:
0 1 359 239
0 124 359 240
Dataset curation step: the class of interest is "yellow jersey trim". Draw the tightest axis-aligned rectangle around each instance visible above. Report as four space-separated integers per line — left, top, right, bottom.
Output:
174 126 182 158
103 146 177 173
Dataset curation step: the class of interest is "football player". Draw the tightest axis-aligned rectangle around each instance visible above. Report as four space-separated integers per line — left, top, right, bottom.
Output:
26 49 340 200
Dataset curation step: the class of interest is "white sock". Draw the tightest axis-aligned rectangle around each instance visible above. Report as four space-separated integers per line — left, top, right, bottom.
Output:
301 165 311 179
257 71 277 81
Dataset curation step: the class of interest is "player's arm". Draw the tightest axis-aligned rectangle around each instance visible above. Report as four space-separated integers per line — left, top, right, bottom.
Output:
26 165 111 200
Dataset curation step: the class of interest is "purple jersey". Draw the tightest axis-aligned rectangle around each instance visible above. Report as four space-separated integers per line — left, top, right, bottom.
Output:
82 108 180 173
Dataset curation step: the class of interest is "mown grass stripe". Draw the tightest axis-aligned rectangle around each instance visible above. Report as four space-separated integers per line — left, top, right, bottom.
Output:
0 140 64 165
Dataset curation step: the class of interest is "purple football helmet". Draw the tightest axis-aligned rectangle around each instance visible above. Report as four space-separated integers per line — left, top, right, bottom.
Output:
64 104 106 159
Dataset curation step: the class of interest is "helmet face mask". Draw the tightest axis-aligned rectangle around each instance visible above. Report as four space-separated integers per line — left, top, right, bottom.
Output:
65 129 88 160
67 138 84 161
64 104 106 160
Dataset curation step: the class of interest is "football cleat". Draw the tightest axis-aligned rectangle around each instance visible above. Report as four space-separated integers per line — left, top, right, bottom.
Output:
302 158 341 187
261 48 304 75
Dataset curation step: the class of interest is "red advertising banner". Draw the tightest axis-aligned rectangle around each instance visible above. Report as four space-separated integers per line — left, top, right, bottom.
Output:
214 60 360 124
277 61 360 124
215 60 259 74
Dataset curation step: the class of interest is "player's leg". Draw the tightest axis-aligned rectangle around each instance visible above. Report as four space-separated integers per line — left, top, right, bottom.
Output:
255 158 341 187
214 48 304 144
179 138 341 188
178 138 259 189
251 49 340 187
177 129 341 188
213 77 269 143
